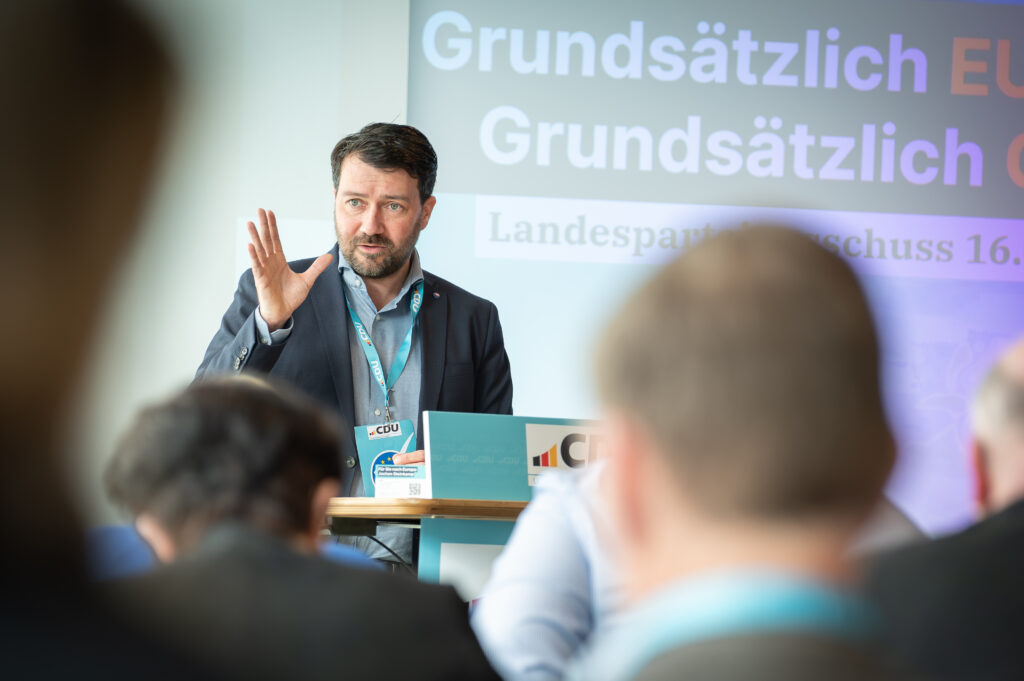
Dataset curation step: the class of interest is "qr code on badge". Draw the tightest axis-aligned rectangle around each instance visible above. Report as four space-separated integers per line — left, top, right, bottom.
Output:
409 483 421 496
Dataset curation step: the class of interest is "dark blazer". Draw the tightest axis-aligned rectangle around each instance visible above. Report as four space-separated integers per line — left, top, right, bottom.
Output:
864 499 1024 681
197 245 514 494
106 525 502 681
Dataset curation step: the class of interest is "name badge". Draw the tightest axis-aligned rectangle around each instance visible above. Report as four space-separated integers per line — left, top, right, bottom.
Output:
354 419 431 498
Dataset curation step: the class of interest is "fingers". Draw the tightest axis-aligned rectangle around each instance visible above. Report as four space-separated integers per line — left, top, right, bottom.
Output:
391 450 426 465
247 221 267 263
267 209 283 254
249 208 285 269
257 208 275 258
246 243 263 274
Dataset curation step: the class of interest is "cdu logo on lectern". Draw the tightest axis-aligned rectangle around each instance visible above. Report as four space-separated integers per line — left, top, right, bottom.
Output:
524 423 604 485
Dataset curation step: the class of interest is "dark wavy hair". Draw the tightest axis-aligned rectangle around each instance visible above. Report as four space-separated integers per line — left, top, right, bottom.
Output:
105 377 343 548
330 122 438 203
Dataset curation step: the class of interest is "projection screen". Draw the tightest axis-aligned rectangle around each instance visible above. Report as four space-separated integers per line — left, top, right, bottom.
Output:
406 0 1024 534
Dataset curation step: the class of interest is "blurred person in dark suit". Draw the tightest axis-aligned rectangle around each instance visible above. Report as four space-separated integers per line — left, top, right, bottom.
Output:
103 377 501 681
865 337 1024 681
0 0 211 677
566 226 919 681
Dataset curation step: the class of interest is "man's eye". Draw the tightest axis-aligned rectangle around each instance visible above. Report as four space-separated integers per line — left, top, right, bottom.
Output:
347 199 361 208
388 202 402 211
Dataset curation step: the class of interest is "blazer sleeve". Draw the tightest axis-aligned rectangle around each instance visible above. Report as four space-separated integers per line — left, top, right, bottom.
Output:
476 301 513 414
195 269 286 379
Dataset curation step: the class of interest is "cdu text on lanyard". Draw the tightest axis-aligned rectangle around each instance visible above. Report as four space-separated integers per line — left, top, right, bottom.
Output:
345 281 424 423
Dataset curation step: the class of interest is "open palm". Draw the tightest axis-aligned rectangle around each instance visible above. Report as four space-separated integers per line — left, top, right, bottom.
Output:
247 208 333 331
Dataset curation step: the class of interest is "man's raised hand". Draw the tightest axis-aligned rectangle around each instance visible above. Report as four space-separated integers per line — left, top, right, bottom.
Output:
247 208 333 331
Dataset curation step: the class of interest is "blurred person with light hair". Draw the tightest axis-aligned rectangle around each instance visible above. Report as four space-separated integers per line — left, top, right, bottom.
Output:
565 226 917 681
865 338 1024 681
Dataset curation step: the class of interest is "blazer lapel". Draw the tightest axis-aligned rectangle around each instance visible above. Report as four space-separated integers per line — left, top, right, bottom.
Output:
418 271 447 417
308 245 356 428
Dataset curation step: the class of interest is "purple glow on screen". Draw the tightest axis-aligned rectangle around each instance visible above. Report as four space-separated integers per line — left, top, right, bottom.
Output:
865 275 1024 533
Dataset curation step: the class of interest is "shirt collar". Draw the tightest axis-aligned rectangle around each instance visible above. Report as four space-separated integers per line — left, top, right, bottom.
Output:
569 570 876 681
338 249 424 311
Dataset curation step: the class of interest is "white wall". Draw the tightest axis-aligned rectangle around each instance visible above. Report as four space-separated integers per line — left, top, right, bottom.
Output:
70 0 410 524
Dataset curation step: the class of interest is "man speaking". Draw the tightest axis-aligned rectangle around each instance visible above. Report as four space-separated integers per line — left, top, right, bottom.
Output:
197 123 514 563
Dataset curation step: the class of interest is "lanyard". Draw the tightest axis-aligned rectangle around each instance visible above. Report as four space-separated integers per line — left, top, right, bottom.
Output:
345 280 424 423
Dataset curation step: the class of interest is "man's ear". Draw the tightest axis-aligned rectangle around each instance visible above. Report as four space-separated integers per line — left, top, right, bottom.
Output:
418 195 437 233
309 478 341 539
135 513 176 563
970 438 991 517
603 411 651 557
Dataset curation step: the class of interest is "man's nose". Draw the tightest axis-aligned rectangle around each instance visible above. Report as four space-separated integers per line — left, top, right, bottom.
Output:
362 204 385 235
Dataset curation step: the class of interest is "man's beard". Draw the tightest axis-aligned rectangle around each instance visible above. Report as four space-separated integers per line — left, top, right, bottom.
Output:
337 217 422 279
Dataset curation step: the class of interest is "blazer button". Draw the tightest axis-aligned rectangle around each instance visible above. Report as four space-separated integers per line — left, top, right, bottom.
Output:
232 357 241 370
239 346 248 358
344 456 356 469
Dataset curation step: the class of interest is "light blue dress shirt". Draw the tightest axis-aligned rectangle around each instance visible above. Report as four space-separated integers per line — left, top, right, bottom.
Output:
255 250 424 563
471 464 624 681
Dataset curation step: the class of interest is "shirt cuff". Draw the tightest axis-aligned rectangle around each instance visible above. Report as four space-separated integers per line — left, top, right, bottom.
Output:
255 307 294 345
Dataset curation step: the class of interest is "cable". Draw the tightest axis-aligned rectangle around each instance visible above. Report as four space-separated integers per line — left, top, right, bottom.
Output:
367 535 416 575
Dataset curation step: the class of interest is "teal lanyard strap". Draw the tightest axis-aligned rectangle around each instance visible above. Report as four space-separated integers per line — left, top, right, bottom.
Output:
345 280 424 422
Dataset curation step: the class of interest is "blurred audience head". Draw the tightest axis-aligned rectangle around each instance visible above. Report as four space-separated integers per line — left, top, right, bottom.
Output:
595 225 893 594
105 377 342 561
0 0 176 566
969 338 1024 516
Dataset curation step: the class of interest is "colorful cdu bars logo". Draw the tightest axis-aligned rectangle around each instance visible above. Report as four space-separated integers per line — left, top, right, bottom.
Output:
531 445 558 469
525 423 604 485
